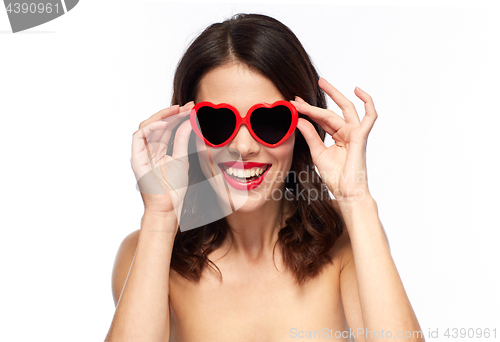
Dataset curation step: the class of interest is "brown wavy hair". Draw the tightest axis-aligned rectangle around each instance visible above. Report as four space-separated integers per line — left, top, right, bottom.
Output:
169 13 345 285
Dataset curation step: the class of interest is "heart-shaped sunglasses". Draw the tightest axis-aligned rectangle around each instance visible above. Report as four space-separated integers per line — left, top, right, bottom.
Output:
190 101 298 148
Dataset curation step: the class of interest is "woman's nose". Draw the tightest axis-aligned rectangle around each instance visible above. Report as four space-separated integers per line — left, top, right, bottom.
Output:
227 124 260 157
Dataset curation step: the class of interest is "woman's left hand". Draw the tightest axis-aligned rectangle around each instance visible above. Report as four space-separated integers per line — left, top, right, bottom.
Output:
291 77 378 202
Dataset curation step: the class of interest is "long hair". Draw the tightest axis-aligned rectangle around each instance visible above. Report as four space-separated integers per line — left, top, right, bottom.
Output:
170 13 344 285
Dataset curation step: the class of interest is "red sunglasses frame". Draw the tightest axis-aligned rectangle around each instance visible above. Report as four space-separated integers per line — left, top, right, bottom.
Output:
190 100 298 148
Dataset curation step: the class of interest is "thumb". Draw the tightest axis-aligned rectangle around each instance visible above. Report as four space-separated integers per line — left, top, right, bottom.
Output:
296 118 327 157
172 119 193 160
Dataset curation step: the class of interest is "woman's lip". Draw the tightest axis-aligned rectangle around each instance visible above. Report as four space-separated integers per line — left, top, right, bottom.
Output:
219 161 270 169
220 165 271 190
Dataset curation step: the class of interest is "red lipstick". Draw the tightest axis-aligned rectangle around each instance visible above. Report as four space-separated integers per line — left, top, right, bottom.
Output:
219 162 271 190
220 161 268 169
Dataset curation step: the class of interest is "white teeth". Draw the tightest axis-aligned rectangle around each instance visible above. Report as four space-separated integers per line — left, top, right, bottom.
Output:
223 165 268 179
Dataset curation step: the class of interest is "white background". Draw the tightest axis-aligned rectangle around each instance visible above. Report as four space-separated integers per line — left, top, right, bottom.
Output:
1 0 499 341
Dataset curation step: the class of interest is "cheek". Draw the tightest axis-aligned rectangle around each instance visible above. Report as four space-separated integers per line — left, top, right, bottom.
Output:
195 139 213 178
264 137 295 186
270 134 295 167
195 138 226 179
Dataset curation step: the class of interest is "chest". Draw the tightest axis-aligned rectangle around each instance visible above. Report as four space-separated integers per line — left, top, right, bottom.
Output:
168 264 348 342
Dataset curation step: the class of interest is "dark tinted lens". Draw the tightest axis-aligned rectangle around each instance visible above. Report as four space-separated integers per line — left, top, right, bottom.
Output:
196 106 236 145
250 106 292 144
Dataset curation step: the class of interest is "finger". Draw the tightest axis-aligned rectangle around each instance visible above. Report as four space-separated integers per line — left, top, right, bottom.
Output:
144 120 169 144
158 120 175 150
157 117 189 154
296 118 327 157
294 96 307 104
151 102 194 140
132 133 150 171
131 121 171 167
168 101 193 126
180 101 195 113
131 129 154 179
138 105 180 130
132 121 164 156
133 121 166 139
318 78 361 125
160 106 191 133
355 87 378 137
132 129 145 158
150 101 194 144
290 99 345 135
171 119 193 160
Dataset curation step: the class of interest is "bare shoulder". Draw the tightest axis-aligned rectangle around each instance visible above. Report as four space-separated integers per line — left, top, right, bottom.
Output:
329 201 365 334
330 228 353 273
111 229 141 306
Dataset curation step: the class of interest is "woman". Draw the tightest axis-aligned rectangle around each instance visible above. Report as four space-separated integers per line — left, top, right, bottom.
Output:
105 13 423 341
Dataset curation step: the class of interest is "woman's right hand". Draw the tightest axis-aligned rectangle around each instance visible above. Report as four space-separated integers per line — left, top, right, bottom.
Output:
131 102 195 218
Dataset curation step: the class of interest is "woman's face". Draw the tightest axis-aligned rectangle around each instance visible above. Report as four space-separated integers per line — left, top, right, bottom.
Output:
194 62 295 213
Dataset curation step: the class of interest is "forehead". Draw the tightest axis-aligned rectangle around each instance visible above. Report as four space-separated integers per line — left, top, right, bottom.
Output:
195 63 285 114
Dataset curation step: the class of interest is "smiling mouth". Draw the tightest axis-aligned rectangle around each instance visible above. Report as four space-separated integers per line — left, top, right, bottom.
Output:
219 164 271 182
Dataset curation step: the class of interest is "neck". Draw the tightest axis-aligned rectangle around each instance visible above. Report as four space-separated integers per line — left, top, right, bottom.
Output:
223 194 292 264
